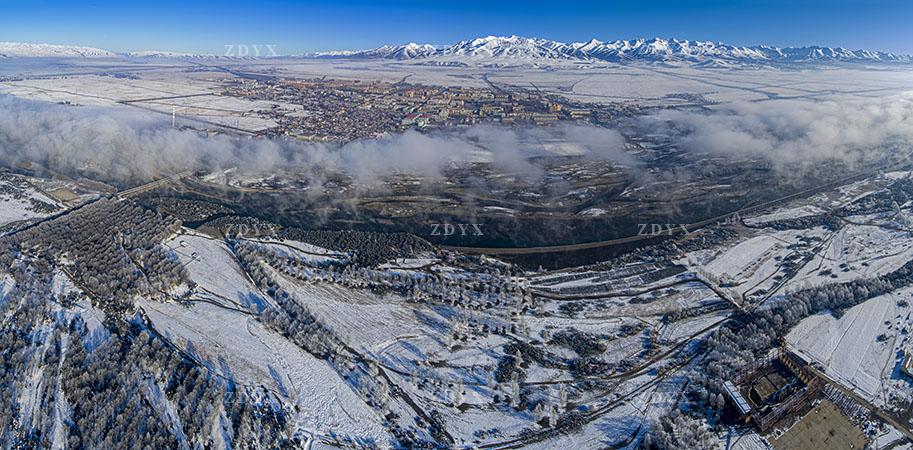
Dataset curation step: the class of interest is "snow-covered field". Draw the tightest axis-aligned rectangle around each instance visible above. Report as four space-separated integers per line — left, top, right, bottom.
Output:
0 75 288 132
1 75 208 103
0 177 62 227
701 234 789 284
274 273 447 354
786 288 913 404
4 58 912 113
789 223 913 287
744 205 826 226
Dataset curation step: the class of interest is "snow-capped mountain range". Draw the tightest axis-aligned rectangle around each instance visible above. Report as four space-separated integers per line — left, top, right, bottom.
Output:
2 36 911 66
315 35 913 66
0 42 117 58
124 50 218 58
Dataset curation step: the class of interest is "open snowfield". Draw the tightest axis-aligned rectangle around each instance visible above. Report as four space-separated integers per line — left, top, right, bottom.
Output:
165 233 270 310
744 205 826 226
274 274 449 353
0 194 51 226
789 223 913 287
683 228 825 302
786 288 913 404
0 75 288 132
701 232 795 280
150 232 397 443
214 60 913 106
246 238 350 266
1 75 210 102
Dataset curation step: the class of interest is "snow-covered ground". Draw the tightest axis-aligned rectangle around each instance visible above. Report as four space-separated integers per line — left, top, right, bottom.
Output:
3 56 913 448
0 75 289 132
786 288 913 405
0 177 62 227
139 298 391 444
146 233 398 445
789 223 913 287
273 273 447 354
4 57 913 112
744 205 826 226
165 233 272 310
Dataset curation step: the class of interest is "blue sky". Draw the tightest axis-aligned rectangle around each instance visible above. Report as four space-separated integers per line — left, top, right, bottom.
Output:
1 0 911 54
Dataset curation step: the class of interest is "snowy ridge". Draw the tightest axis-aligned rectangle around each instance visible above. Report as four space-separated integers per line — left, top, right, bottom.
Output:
315 35 913 66
318 43 438 60
124 50 219 58
0 42 117 58
124 50 262 60
0 42 241 59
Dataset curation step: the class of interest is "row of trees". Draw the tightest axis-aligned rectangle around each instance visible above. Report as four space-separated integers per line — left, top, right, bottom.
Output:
144 197 232 223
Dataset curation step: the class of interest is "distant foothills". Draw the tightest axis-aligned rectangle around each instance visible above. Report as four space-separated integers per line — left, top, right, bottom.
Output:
1 35 911 67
